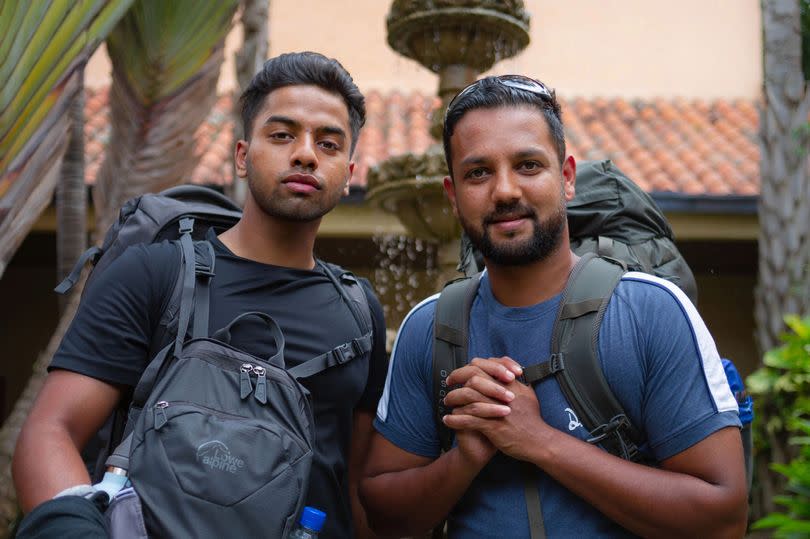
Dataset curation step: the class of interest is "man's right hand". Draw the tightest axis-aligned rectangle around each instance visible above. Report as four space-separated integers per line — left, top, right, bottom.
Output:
444 357 524 467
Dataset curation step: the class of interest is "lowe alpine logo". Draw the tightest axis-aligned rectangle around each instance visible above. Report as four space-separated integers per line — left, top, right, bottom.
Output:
564 408 583 431
196 440 246 474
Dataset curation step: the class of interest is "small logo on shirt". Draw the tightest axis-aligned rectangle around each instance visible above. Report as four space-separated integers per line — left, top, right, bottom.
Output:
564 408 583 431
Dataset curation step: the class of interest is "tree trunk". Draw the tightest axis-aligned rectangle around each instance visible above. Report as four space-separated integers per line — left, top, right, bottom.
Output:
56 73 87 313
753 0 810 518
227 0 270 205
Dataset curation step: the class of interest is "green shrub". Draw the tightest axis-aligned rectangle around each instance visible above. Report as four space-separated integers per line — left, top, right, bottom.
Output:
748 315 810 537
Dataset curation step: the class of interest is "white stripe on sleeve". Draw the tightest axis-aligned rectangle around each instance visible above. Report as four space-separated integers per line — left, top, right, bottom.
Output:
623 272 738 414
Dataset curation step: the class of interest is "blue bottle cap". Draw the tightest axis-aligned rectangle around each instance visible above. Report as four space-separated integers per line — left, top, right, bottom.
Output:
300 506 327 532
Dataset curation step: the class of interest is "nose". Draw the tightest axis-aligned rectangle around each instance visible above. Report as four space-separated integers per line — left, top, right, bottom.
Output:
491 168 521 204
290 133 318 170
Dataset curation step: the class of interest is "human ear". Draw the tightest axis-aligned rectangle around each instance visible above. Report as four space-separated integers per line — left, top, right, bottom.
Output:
343 162 355 196
443 176 459 217
562 155 576 201
235 140 249 178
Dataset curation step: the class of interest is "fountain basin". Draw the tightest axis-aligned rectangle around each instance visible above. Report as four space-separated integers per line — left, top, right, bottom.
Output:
366 149 459 243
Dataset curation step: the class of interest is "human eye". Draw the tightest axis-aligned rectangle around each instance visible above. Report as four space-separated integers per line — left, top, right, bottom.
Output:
464 167 489 181
318 139 341 152
269 131 293 141
518 160 543 174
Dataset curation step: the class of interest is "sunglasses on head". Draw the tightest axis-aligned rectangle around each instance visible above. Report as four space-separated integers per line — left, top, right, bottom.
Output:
445 75 553 121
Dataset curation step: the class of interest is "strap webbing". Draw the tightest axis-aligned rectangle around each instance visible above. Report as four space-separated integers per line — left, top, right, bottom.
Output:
551 254 644 461
191 241 215 338
287 333 373 379
105 432 133 471
433 274 481 453
524 471 546 539
522 354 565 384
54 246 102 294
560 299 604 320
173 218 196 357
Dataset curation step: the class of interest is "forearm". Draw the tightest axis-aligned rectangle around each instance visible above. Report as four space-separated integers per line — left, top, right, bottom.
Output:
360 447 483 537
13 421 92 512
527 428 747 537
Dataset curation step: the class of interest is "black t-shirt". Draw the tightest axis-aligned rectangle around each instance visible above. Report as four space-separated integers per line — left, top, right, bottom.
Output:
51 230 388 538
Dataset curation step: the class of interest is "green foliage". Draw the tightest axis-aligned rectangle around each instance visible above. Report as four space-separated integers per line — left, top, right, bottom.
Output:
0 0 135 174
105 0 239 105
749 316 810 537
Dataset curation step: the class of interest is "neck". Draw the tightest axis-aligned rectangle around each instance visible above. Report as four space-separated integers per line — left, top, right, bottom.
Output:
484 243 578 307
218 201 321 270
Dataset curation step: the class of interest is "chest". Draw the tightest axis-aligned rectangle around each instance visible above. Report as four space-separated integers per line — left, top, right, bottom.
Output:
468 309 592 442
202 264 369 410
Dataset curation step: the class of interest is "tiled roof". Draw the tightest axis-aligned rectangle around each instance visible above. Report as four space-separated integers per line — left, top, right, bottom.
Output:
83 87 760 196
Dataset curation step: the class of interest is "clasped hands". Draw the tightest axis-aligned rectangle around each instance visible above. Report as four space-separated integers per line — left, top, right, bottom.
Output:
442 357 547 465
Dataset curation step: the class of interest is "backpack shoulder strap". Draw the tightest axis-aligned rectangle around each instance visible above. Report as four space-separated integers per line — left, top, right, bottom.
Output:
286 262 373 380
432 273 482 452
547 253 643 461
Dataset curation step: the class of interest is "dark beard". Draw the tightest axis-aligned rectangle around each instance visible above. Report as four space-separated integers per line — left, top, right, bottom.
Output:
460 200 566 266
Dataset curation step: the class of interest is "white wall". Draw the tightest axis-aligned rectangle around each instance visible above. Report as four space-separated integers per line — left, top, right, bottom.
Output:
85 0 762 99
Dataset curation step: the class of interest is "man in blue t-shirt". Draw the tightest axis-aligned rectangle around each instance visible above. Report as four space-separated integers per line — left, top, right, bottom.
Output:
360 75 748 538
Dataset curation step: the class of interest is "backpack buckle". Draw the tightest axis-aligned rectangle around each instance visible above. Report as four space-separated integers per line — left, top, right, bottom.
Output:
332 342 353 364
586 414 631 444
178 217 195 235
195 261 215 277
549 353 565 373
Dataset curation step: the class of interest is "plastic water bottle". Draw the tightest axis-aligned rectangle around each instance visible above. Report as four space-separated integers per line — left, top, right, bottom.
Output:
289 506 326 538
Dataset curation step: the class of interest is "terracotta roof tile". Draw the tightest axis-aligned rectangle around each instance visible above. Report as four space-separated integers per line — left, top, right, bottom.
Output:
81 87 765 197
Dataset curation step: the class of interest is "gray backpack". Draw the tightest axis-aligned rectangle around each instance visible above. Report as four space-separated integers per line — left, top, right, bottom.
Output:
57 185 374 537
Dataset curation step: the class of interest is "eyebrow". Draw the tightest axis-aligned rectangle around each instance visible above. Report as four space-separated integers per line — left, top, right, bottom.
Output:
459 147 548 168
263 115 347 140
513 147 548 160
264 115 299 128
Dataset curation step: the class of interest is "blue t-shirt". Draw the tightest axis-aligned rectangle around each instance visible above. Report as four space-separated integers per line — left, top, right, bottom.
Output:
375 271 740 538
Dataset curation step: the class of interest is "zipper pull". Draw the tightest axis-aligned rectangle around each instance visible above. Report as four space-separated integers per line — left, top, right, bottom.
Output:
154 401 169 430
240 363 254 399
253 365 267 404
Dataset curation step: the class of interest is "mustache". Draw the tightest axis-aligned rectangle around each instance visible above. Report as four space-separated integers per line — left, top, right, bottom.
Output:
483 202 537 225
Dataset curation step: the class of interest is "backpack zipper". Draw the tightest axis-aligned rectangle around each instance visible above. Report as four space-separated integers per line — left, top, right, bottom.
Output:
240 363 253 399
238 363 268 403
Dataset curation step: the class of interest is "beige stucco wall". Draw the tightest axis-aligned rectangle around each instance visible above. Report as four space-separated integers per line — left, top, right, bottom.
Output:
85 0 762 99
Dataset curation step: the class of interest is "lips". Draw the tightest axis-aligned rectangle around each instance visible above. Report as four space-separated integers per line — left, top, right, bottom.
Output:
282 173 321 193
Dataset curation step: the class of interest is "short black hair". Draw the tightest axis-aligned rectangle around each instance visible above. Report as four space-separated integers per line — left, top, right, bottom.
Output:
442 76 565 176
239 51 366 154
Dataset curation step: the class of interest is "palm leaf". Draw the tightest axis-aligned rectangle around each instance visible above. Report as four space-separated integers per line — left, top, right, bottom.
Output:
0 0 135 278
93 0 239 232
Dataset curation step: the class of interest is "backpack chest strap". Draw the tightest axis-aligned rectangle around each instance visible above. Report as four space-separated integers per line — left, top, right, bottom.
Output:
287 332 373 379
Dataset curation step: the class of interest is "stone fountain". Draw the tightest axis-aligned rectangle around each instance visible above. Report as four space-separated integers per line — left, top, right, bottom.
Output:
366 0 531 286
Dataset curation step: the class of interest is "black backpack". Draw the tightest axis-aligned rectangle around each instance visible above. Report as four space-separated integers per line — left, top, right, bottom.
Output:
57 185 374 536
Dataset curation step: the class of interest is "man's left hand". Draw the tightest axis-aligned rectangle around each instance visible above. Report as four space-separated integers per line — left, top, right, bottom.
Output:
444 377 550 463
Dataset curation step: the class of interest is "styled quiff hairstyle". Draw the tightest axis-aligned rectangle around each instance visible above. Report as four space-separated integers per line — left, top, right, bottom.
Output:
239 51 366 154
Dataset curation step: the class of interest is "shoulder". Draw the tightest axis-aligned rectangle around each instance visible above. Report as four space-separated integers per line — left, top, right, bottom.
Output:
613 271 693 310
110 240 179 275
390 294 439 356
89 240 179 293
610 272 706 340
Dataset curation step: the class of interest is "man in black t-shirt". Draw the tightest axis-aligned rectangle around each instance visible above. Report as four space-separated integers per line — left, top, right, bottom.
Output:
13 52 387 539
